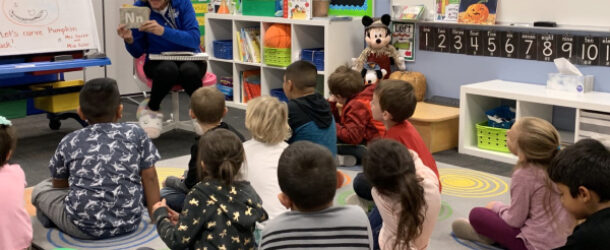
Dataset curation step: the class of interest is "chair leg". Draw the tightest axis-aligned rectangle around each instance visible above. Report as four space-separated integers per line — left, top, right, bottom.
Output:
160 91 195 134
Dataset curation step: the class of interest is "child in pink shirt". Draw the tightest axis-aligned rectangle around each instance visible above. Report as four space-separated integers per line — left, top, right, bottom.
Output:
364 139 441 250
0 116 33 249
452 117 575 249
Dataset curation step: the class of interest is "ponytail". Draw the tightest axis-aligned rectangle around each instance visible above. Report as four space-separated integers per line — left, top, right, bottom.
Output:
198 129 245 186
392 173 426 250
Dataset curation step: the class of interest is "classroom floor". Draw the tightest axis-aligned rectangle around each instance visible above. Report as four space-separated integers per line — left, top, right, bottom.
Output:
13 93 514 249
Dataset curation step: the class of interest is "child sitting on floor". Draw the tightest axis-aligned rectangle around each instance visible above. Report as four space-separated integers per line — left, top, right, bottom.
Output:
0 116 32 249
284 60 337 156
260 141 373 250
328 65 384 165
161 86 244 212
365 139 440 250
31 78 161 239
153 129 267 249
452 117 575 250
354 79 441 201
242 96 290 223
548 138 610 249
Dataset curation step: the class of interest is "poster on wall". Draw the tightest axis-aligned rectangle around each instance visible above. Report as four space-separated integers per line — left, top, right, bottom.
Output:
392 22 415 61
191 0 211 51
328 0 373 17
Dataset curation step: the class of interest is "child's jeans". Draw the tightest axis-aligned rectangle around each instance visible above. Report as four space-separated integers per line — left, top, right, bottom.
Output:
469 207 527 250
160 176 190 212
369 206 382 250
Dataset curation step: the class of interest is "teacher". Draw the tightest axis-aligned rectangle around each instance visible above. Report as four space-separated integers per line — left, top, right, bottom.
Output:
117 0 206 139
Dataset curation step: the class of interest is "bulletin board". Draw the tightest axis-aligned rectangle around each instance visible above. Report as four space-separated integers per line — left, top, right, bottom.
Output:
0 0 101 56
329 0 373 17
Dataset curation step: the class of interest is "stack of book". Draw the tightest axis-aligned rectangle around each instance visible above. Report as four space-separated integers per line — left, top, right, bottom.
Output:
240 70 261 102
236 27 261 63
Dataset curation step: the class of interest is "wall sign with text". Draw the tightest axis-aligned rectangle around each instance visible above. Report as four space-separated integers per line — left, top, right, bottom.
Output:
419 25 610 67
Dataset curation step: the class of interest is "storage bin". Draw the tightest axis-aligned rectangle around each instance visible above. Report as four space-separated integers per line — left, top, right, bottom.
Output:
0 89 27 119
578 110 610 141
476 121 510 153
301 48 324 71
217 76 234 101
213 40 233 59
270 88 288 102
242 0 276 17
264 47 291 67
485 105 515 129
30 80 83 113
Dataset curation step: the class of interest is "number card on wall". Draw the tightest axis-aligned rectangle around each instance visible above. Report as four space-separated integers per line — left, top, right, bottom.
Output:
418 24 610 67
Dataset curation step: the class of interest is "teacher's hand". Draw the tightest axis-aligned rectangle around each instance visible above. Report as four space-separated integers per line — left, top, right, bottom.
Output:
117 24 134 44
139 20 165 36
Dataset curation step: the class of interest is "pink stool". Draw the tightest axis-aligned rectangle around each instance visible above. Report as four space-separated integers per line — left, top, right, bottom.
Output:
133 55 216 134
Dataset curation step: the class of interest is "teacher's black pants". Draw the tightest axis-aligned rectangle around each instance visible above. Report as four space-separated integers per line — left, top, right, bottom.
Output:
143 60 207 111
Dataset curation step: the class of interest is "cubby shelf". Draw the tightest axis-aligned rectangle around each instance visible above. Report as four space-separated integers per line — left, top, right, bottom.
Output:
459 80 610 164
205 13 363 109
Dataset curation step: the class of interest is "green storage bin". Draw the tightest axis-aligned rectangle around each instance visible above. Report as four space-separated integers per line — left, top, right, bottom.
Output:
476 121 510 153
243 0 276 17
0 89 27 119
264 47 291 67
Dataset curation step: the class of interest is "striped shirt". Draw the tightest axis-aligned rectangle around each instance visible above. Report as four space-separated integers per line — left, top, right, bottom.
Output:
260 206 373 250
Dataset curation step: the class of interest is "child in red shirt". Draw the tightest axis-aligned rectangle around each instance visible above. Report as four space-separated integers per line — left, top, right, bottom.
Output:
353 79 440 200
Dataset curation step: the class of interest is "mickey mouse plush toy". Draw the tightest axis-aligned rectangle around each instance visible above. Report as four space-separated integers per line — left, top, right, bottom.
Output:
361 62 386 85
353 14 405 79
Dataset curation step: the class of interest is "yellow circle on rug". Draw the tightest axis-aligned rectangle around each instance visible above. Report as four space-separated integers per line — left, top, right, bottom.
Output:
439 168 508 198
156 167 188 187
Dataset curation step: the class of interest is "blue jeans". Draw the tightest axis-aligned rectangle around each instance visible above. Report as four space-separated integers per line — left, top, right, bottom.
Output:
160 187 186 212
369 206 382 250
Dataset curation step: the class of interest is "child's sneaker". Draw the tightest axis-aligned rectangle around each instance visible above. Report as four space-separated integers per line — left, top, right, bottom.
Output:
452 218 494 244
137 99 163 139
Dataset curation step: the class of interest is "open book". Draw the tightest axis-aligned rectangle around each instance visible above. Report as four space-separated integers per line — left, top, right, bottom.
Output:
149 52 209 61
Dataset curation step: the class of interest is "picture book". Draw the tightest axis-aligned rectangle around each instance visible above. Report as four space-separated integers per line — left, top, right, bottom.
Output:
119 6 150 29
392 5 425 21
288 0 312 20
435 0 460 22
392 23 415 61
242 70 261 103
457 0 498 25
236 27 261 63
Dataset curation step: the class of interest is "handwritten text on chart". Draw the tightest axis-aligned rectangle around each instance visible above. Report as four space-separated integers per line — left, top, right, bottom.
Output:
0 26 88 50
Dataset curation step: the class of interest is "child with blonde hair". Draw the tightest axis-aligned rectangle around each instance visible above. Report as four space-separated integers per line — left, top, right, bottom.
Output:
452 117 575 250
243 96 290 223
0 117 32 249
153 129 267 249
364 139 440 250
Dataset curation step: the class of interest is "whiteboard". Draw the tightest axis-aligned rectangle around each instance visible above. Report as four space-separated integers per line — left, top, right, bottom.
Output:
392 0 610 27
0 0 101 56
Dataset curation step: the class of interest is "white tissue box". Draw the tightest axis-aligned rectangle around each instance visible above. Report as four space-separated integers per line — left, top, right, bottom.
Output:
546 73 594 93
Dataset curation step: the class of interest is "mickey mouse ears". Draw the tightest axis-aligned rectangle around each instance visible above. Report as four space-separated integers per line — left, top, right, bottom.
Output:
362 14 392 30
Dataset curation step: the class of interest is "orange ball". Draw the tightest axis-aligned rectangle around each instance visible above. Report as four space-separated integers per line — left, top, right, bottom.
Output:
264 24 291 48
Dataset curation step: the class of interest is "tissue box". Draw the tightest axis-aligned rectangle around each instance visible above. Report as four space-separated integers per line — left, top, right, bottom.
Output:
547 73 594 93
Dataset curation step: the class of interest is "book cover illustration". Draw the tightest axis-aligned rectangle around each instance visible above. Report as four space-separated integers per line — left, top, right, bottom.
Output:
435 0 460 22
393 5 425 20
458 0 498 25
392 23 415 61
288 0 311 19
119 6 150 29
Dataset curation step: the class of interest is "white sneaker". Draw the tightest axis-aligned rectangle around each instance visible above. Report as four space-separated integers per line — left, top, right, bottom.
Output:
345 193 374 212
138 108 163 139
337 154 357 167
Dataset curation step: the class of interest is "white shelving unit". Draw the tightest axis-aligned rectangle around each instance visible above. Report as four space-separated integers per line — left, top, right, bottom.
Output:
205 13 363 109
459 80 610 164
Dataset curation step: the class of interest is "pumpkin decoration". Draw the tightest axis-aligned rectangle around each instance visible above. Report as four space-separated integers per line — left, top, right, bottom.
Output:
465 3 489 23
264 24 291 48
388 71 427 102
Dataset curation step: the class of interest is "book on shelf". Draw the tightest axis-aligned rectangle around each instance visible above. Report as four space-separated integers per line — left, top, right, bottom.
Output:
236 27 261 63
435 0 460 22
241 70 261 103
457 0 498 25
149 52 208 61
288 0 312 20
392 5 425 21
